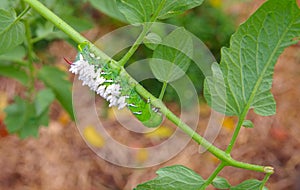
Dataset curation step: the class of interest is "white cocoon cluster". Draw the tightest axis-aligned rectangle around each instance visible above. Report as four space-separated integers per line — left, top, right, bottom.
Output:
69 54 127 109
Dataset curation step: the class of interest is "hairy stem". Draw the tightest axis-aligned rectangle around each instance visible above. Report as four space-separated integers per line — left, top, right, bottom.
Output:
23 0 274 176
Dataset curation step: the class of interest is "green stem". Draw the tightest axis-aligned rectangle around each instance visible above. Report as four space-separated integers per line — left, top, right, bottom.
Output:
260 172 272 189
204 114 247 188
17 6 31 21
117 0 167 67
118 24 150 67
134 82 273 174
23 0 274 176
158 82 168 100
31 32 57 44
225 110 248 153
22 0 111 63
21 2 35 100
200 162 227 190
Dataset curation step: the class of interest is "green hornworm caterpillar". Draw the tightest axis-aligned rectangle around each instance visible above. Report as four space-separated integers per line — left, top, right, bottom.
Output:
68 44 162 128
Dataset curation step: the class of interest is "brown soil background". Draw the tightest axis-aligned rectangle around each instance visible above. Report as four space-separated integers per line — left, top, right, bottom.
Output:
0 0 300 189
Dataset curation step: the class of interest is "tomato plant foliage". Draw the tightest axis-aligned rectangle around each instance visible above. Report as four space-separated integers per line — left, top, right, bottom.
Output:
204 0 300 117
137 0 300 189
0 0 299 189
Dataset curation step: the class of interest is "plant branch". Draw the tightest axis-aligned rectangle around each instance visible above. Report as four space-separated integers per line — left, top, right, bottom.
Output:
260 172 272 189
117 0 167 67
22 0 112 64
200 162 227 189
23 0 274 175
158 82 168 100
17 6 31 22
134 82 273 174
21 2 35 100
225 115 246 153
118 23 150 67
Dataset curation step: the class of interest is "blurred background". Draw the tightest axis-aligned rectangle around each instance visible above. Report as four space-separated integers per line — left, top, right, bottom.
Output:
0 0 300 189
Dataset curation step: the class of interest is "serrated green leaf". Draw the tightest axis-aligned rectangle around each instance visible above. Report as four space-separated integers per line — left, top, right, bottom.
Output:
88 0 127 22
134 165 205 190
4 97 27 133
150 27 193 83
204 0 300 117
4 96 49 139
212 176 231 189
18 106 49 139
0 9 25 54
242 120 254 128
38 66 74 120
116 0 203 24
230 179 262 190
35 88 55 116
0 65 29 86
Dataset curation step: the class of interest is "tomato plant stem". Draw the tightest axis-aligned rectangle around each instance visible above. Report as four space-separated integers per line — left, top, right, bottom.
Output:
159 82 168 100
22 0 111 63
200 162 226 189
118 23 150 67
118 0 166 67
134 83 273 174
226 116 245 153
23 0 274 176
21 2 35 100
261 172 272 189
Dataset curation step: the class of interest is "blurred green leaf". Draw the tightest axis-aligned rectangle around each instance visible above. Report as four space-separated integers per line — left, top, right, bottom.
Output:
0 45 26 62
61 15 93 32
117 0 204 24
166 2 235 61
0 0 19 11
38 66 74 120
134 165 205 190
144 32 162 50
34 22 67 42
35 88 55 116
150 27 192 83
242 120 254 128
212 176 231 189
0 9 25 54
0 0 10 9
4 97 27 134
89 0 127 22
230 179 263 190
204 0 300 116
4 96 49 139
0 65 28 86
